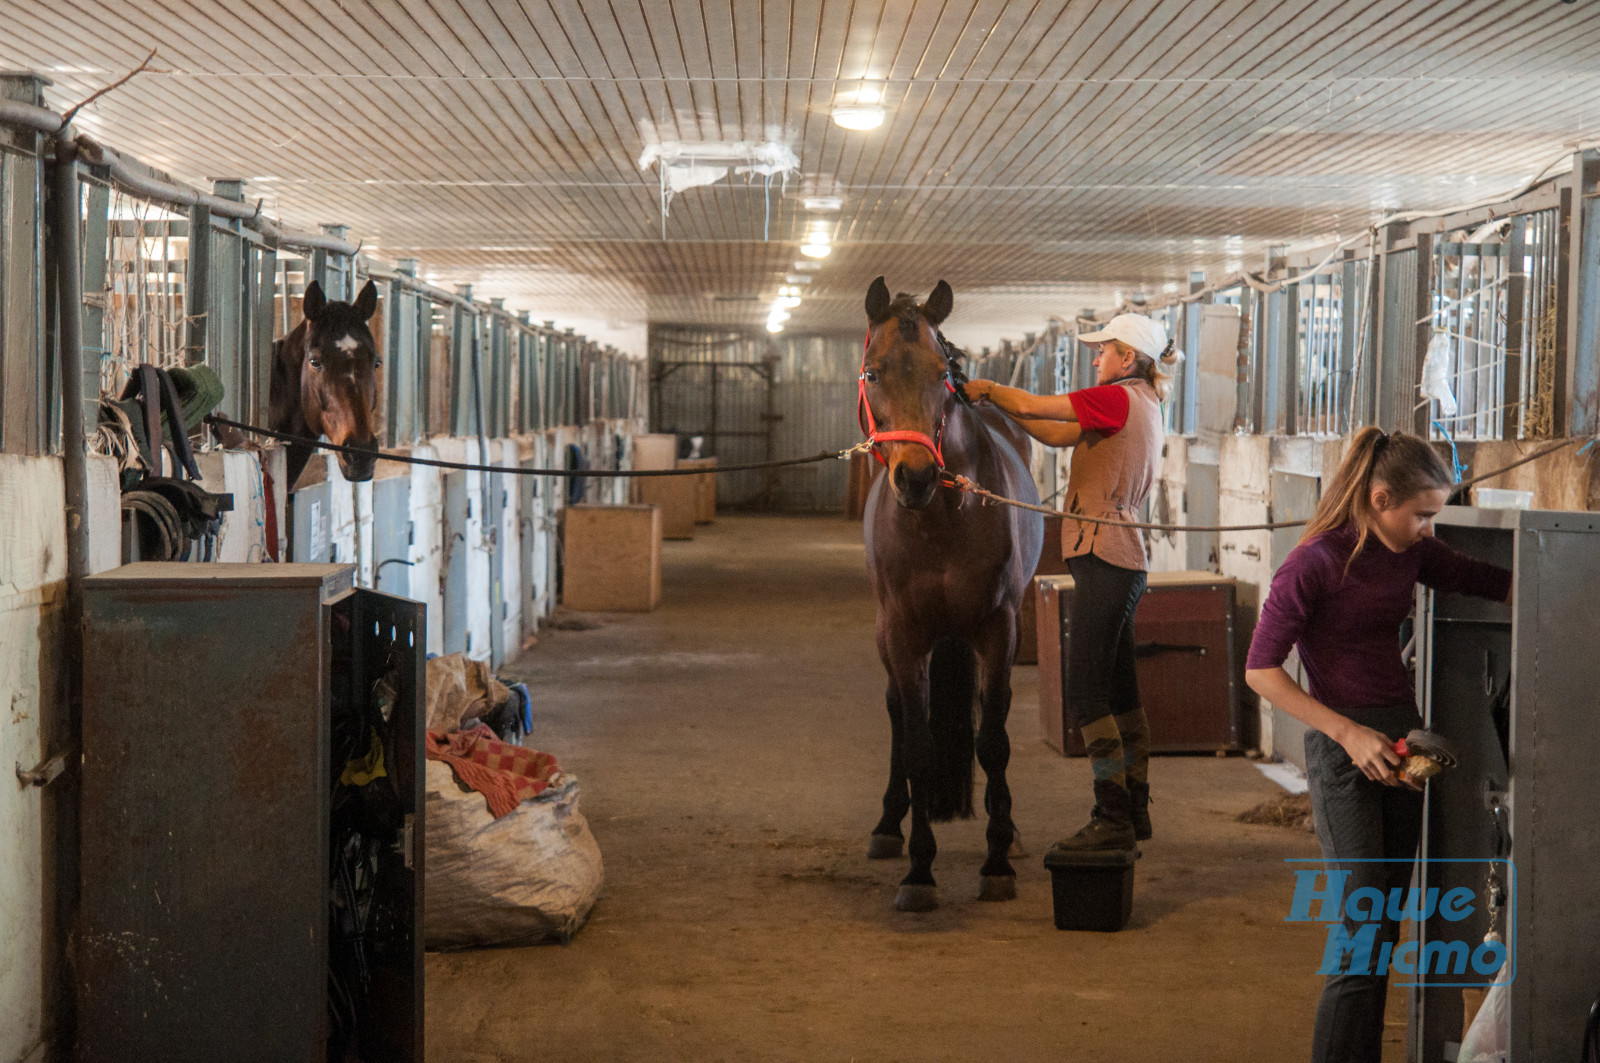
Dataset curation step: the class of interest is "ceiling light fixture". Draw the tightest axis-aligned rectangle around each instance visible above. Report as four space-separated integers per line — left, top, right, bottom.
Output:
831 105 885 131
800 240 833 259
802 196 844 212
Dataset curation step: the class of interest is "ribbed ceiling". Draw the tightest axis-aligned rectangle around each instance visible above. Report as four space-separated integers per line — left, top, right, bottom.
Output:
3 0 1598 350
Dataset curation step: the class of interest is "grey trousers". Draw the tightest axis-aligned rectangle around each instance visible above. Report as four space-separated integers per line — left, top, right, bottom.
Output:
1304 704 1425 1063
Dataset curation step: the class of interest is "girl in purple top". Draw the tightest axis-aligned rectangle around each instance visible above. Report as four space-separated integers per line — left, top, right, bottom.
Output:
1245 427 1511 1063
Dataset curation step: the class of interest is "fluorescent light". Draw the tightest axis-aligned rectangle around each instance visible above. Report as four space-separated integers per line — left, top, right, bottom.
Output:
802 196 843 211
792 260 822 272
778 295 802 308
831 106 885 131
800 241 833 259
784 274 812 284
766 321 785 333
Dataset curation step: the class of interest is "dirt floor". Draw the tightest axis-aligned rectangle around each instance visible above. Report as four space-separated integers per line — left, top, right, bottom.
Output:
425 515 1408 1062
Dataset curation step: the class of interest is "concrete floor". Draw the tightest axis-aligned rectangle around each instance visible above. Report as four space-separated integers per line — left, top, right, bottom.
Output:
425 515 1406 1062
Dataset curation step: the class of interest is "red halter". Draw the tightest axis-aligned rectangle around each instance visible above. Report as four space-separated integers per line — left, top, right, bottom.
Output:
856 332 959 469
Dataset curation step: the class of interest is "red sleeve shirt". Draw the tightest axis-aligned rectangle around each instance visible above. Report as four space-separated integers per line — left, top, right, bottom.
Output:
1067 384 1131 435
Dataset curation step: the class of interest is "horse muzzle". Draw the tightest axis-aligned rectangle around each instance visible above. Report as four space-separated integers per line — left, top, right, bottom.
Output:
890 457 942 510
335 439 380 483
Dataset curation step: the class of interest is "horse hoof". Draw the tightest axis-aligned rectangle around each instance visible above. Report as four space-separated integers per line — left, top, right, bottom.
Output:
893 884 939 912
867 834 904 860
978 875 1017 902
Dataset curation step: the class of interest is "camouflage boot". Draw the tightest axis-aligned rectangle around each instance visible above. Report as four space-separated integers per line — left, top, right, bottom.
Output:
1051 779 1137 852
1128 781 1153 842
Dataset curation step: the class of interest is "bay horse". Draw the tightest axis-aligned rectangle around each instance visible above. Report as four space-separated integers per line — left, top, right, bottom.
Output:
270 279 383 487
860 277 1045 911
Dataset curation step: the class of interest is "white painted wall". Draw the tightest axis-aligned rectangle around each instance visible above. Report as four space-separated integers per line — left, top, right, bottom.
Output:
0 455 119 1063
496 439 521 659
407 444 446 657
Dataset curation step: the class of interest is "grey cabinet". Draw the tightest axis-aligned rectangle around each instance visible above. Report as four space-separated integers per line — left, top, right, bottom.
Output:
1413 507 1600 1062
78 563 424 1063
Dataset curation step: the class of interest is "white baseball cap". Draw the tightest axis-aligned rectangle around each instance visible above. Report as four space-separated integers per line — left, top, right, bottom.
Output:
1078 313 1183 363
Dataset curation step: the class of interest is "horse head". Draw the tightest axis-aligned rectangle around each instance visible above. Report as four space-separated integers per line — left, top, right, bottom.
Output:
861 276 967 510
298 279 382 482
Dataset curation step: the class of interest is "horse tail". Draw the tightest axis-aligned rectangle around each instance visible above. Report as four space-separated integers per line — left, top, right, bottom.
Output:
926 636 976 822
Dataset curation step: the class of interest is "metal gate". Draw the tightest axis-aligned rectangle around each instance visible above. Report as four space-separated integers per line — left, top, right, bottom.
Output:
651 357 778 509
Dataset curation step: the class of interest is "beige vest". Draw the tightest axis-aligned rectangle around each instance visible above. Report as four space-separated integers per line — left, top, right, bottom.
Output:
1061 378 1164 571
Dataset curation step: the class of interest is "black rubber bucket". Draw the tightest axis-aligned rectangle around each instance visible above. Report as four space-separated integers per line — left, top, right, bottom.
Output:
1042 847 1138 931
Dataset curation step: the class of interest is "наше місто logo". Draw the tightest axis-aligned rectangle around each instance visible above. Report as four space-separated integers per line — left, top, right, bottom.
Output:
1285 859 1514 988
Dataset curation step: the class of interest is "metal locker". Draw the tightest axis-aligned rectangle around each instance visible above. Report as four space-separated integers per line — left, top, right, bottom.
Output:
78 563 425 1063
1412 507 1600 1062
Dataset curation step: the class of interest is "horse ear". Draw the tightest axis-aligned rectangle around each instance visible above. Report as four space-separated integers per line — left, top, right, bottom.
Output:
302 281 326 323
354 280 378 321
865 276 892 324
923 280 953 326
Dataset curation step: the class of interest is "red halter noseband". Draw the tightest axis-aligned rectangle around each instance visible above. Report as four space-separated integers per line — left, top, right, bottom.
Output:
856 332 959 469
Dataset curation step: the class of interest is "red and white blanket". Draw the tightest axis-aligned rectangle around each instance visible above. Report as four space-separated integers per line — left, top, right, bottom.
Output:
425 724 563 819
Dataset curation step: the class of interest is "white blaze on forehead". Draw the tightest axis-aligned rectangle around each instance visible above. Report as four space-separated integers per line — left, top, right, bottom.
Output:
334 334 360 353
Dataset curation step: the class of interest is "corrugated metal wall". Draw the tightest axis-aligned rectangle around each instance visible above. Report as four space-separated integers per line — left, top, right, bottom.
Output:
649 328 861 512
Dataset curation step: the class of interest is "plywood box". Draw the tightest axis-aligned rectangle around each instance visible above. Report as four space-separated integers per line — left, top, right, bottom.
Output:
845 451 881 519
1015 515 1069 664
632 434 678 471
1036 570 1242 754
562 505 662 612
677 457 717 523
636 476 697 539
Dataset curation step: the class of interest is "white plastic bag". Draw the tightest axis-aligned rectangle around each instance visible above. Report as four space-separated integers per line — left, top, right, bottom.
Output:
1420 330 1459 416
424 760 604 949
1459 963 1511 1063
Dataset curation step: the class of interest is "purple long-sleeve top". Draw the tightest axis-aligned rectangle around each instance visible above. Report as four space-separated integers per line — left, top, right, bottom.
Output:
1246 522 1512 715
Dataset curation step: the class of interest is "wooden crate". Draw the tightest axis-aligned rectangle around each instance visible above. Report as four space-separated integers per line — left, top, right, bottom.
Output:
635 476 696 539
845 451 881 519
562 505 662 612
1036 570 1242 754
677 457 717 523
1015 515 1069 665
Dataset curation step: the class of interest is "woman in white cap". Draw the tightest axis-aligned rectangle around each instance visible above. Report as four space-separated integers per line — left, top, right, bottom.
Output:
965 313 1182 851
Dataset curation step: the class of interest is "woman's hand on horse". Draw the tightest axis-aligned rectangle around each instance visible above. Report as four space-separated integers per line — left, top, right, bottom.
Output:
963 379 994 403
1339 723 1404 786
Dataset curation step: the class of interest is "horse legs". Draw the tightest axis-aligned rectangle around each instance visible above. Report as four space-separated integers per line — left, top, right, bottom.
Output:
974 609 1019 901
867 679 909 859
883 635 938 912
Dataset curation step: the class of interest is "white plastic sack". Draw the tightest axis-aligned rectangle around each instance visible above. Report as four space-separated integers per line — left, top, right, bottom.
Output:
424 760 604 949
1420 330 1459 416
1459 963 1511 1063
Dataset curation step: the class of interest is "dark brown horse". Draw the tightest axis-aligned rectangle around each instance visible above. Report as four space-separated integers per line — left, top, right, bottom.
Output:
270 279 382 486
860 277 1045 911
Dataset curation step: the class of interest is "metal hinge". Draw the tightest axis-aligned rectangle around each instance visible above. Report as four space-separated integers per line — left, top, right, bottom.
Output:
16 752 67 788
396 814 414 869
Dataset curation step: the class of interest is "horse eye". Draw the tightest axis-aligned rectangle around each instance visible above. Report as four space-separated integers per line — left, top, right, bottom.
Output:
309 357 324 370
862 369 878 384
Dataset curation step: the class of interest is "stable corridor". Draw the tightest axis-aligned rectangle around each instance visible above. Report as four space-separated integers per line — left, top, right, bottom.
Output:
424 515 1378 1062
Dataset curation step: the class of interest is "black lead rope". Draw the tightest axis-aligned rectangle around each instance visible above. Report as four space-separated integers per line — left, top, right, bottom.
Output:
204 414 854 478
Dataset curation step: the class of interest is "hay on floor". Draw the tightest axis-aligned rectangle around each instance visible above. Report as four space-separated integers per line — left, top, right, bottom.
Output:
1238 791 1314 832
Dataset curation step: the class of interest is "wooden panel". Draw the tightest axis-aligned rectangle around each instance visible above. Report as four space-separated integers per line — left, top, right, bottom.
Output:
6 0 1600 336
677 457 717 523
1035 571 1243 756
561 504 661 611
635 474 696 539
